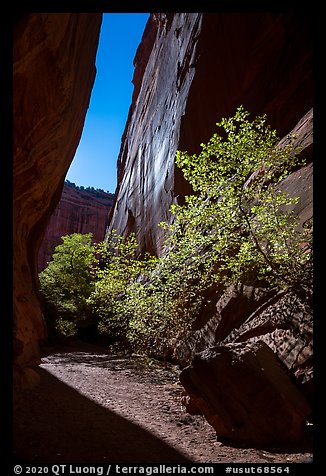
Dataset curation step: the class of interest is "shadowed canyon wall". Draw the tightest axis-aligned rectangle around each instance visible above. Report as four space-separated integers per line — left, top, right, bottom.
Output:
13 13 102 391
38 183 114 271
108 12 313 256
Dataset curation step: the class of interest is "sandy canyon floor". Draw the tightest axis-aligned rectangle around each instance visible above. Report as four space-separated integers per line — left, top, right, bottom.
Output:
14 342 313 465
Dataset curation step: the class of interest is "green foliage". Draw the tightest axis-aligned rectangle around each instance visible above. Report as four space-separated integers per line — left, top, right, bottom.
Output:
40 107 312 358
125 105 311 357
65 180 115 198
87 231 158 342
161 106 311 294
54 318 78 339
122 280 197 358
39 233 98 339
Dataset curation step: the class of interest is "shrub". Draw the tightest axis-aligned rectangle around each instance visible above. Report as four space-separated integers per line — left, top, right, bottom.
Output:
162 106 311 296
54 318 78 339
87 231 158 342
124 106 312 357
39 107 312 358
39 233 98 338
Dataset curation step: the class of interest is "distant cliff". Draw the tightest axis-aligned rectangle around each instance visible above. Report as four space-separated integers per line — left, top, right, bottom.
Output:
38 182 114 271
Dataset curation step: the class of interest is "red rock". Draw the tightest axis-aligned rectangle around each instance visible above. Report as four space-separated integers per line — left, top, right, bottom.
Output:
180 393 203 416
38 183 114 271
109 13 203 256
108 13 313 257
180 341 312 446
13 14 313 417
13 13 102 389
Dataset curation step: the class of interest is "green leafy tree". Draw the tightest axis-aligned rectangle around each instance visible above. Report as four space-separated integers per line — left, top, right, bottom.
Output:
39 233 98 339
87 231 158 342
124 106 312 358
39 107 312 357
162 106 311 294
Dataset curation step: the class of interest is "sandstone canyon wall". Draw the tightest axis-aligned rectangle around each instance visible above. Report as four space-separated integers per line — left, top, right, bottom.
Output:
13 11 313 445
108 12 313 257
107 13 313 444
13 13 102 392
38 183 114 271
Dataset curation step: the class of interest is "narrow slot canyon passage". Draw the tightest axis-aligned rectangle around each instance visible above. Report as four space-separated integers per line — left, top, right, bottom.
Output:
14 342 312 464
13 12 313 467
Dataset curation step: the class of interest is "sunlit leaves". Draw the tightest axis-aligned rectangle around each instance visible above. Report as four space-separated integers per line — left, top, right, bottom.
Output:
38 107 312 357
87 231 158 340
161 106 310 294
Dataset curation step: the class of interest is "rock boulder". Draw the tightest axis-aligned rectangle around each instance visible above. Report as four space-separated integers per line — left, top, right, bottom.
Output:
180 341 311 446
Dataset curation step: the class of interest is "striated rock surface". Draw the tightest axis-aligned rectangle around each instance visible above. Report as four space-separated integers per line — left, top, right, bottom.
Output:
106 13 313 445
13 11 313 448
108 12 313 256
180 341 311 446
109 13 203 255
13 13 102 392
38 183 114 271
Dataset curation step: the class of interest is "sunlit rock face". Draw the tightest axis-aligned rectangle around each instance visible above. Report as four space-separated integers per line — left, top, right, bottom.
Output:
108 12 313 256
13 13 102 393
37 183 114 271
108 13 203 255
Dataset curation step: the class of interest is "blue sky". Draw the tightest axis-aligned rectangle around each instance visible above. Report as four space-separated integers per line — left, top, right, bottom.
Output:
66 13 150 193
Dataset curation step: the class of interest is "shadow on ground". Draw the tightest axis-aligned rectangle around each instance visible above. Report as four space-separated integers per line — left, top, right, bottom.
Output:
13 367 191 464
